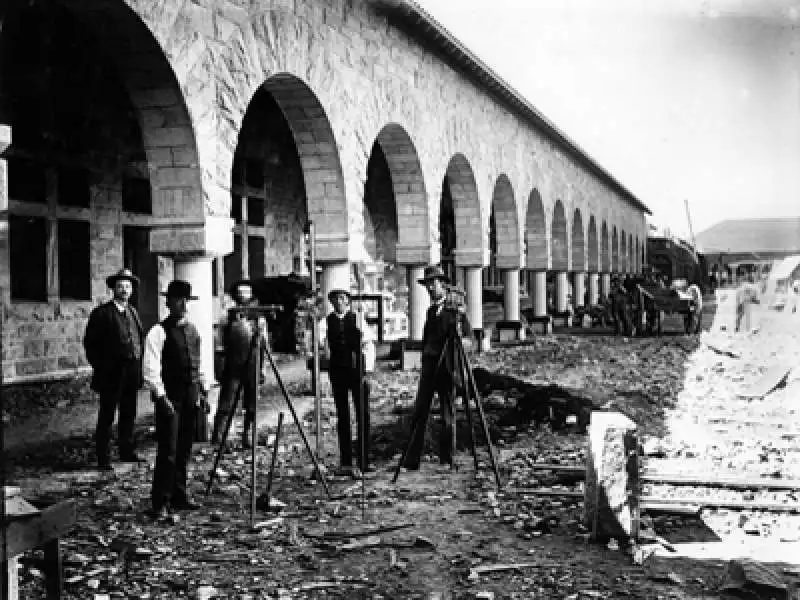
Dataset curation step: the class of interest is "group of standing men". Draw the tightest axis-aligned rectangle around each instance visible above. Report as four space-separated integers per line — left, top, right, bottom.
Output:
82 262 473 518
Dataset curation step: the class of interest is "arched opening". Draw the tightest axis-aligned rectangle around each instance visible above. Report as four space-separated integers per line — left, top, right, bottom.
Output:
621 230 628 273
634 237 640 272
439 153 481 287
571 209 585 273
587 217 599 273
1 0 200 381
525 189 547 271
486 175 521 289
551 200 568 271
358 123 427 340
628 233 635 273
612 227 619 272
601 221 610 273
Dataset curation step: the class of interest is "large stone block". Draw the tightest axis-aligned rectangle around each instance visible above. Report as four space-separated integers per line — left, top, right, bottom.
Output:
583 411 640 541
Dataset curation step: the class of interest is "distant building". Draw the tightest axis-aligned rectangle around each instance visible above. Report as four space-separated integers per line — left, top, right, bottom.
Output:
696 218 800 267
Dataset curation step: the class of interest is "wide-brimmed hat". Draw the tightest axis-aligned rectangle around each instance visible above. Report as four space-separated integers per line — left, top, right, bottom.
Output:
161 280 198 300
418 265 449 285
327 288 351 303
106 268 139 288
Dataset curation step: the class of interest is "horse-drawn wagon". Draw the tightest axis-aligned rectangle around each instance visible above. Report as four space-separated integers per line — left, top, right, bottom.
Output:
632 281 702 335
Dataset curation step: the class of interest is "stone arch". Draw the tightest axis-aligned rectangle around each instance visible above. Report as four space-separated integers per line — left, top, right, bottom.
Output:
491 175 520 268
374 124 428 261
551 200 568 271
601 221 610 272
620 230 628 273
587 217 599 273
571 208 585 272
525 189 548 270
612 226 619 272
260 74 348 253
441 153 482 268
6 0 205 218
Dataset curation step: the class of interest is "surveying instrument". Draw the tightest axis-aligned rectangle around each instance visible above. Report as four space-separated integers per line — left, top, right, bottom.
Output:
205 305 332 525
392 290 502 488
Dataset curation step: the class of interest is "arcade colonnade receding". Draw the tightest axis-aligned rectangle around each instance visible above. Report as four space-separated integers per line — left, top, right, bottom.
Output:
0 0 649 384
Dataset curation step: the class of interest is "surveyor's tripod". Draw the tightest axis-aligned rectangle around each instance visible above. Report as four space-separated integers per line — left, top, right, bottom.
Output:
392 328 502 488
205 326 332 514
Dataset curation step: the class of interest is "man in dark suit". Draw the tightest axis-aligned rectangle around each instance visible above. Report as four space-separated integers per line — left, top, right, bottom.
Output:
403 265 472 471
326 289 371 475
83 268 145 470
143 280 210 519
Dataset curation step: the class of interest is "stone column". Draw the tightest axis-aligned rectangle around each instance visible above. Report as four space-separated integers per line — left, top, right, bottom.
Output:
588 273 600 306
465 266 483 332
574 272 586 309
555 271 569 313
320 261 350 313
601 273 611 301
173 257 215 387
0 125 9 383
503 268 520 322
530 270 547 317
405 265 428 341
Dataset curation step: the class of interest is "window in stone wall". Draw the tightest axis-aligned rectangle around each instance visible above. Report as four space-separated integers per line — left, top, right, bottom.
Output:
248 236 266 280
57 166 90 208
231 195 242 223
122 175 152 214
247 197 265 227
8 157 47 203
9 215 48 301
58 219 91 300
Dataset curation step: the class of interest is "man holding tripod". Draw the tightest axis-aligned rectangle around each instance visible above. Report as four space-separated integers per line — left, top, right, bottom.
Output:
403 265 472 471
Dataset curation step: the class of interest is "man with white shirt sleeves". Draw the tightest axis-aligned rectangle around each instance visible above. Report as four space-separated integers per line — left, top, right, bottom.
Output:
143 280 210 519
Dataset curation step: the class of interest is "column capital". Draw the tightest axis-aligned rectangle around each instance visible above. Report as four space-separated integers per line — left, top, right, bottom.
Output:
149 215 234 258
396 244 432 265
0 125 11 154
495 255 523 270
454 247 488 268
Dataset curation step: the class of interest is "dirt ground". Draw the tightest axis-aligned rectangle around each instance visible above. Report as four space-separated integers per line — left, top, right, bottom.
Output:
5 300 800 599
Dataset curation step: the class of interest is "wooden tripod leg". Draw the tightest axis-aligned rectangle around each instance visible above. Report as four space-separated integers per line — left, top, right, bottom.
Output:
455 337 479 471
205 378 245 497
457 338 503 488
264 412 284 513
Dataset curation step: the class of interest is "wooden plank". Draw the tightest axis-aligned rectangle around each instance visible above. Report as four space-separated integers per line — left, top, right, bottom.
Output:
640 502 702 517
1 500 76 562
43 538 62 600
738 365 792 399
643 473 800 491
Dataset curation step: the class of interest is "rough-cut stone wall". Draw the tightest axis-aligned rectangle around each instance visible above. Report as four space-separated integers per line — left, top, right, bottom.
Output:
109 0 645 265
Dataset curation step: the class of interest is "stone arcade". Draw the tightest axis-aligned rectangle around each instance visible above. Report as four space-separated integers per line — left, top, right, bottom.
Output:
0 0 650 385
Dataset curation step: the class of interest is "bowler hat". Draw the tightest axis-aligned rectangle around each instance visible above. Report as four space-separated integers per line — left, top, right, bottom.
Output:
417 265 449 285
161 280 198 300
327 288 351 303
106 268 139 288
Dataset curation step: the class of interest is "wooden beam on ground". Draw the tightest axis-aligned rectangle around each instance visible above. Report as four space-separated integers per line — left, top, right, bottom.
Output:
1 500 77 562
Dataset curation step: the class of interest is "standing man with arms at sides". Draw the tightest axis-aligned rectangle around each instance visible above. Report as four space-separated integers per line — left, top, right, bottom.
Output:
143 280 210 519
403 265 471 471
212 279 267 448
326 289 371 476
83 268 145 470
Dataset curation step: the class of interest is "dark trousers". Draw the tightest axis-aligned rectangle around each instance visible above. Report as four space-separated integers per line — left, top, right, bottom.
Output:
152 384 197 510
96 359 141 462
404 355 456 469
329 367 370 468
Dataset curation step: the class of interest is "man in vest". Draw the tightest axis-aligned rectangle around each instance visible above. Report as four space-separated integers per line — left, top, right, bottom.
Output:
212 279 268 448
403 265 472 471
326 289 371 475
83 268 145 470
143 280 210 519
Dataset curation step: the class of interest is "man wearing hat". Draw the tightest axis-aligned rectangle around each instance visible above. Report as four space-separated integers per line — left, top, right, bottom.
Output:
143 280 210 519
83 268 145 470
403 265 471 471
326 288 371 474
212 278 268 448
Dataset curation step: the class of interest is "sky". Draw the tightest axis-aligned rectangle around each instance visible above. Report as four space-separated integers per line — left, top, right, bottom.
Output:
415 0 800 242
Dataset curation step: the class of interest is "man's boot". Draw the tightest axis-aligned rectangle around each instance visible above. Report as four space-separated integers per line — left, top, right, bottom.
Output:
211 415 226 445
